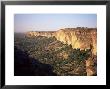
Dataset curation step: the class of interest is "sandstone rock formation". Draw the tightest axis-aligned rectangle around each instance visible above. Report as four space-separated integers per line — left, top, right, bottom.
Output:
26 27 97 55
86 57 97 76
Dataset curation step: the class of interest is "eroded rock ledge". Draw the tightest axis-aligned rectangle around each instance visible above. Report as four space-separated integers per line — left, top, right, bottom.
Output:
26 27 97 55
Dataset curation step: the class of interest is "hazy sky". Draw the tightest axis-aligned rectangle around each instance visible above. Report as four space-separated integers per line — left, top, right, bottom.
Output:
14 14 97 33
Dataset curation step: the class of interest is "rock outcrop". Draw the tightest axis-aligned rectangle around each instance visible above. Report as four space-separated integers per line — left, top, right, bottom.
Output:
26 27 97 55
86 55 97 76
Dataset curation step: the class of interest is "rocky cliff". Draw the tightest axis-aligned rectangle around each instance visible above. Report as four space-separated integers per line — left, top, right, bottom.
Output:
26 28 97 55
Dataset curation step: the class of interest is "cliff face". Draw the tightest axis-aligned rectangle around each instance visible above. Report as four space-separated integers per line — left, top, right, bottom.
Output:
26 28 97 55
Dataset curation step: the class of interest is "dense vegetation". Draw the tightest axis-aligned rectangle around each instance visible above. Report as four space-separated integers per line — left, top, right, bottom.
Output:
14 33 92 76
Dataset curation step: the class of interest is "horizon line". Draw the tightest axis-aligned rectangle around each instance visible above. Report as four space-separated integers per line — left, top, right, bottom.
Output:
14 27 97 33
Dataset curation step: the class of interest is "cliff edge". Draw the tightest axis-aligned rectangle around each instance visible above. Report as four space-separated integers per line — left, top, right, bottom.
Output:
26 28 97 55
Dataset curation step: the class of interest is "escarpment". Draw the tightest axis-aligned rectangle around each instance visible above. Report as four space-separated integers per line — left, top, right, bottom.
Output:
26 28 97 55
